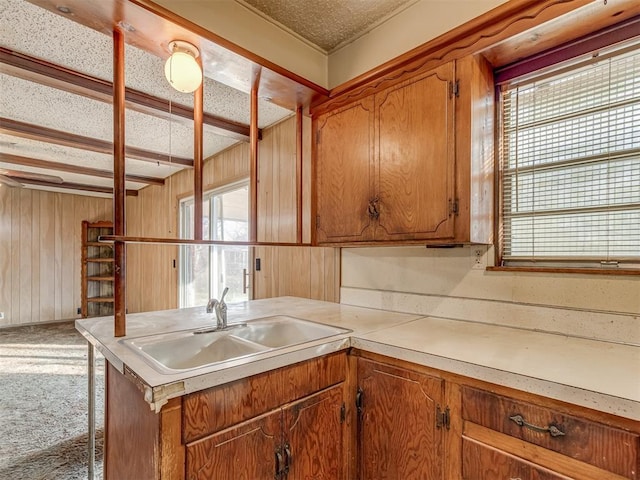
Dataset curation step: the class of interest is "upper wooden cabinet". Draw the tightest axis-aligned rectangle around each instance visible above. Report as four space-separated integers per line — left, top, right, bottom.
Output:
313 56 493 245
315 96 376 243
375 63 456 242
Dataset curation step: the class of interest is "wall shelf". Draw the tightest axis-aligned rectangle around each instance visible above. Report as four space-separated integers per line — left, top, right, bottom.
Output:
81 220 115 318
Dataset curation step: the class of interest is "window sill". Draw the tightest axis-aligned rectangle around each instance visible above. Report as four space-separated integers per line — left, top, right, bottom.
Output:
486 266 640 276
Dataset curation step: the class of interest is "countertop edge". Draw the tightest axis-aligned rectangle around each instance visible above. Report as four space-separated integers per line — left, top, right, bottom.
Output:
75 299 640 421
350 337 640 421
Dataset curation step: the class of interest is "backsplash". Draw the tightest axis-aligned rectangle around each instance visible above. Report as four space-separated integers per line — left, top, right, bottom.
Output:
340 246 640 345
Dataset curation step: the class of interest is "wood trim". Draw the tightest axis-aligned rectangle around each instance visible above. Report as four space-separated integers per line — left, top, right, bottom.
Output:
0 46 255 141
296 106 304 244
159 398 185 480
463 423 631 480
99 235 312 247
193 64 204 241
113 28 126 338
486 266 640 276
313 0 640 114
326 0 588 98
249 66 261 243
27 0 329 111
127 0 329 97
3 176 138 196
0 152 165 186
494 15 640 84
0 117 194 167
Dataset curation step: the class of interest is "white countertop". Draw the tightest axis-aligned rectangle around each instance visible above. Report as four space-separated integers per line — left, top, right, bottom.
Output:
76 296 640 419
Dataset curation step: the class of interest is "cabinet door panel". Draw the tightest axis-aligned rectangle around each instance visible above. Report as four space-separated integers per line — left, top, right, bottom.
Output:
285 385 345 480
186 410 281 480
462 387 640 478
375 63 456 240
358 359 445 480
463 438 573 480
315 98 375 243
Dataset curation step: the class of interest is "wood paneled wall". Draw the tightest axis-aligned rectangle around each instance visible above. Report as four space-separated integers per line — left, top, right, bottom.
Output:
0 115 338 326
126 114 339 313
253 246 340 302
253 115 339 302
0 188 112 326
126 141 252 314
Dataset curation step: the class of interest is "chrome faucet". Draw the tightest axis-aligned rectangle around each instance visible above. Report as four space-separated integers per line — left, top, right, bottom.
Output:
206 287 229 330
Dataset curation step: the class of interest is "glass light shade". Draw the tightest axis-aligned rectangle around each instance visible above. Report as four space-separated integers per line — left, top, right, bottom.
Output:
164 51 202 93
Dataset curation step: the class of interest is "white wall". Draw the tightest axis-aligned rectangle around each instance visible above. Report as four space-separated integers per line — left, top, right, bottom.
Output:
328 0 508 88
342 246 640 315
153 0 328 87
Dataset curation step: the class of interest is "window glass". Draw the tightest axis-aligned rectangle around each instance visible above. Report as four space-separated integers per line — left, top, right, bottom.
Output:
499 46 640 268
179 181 249 307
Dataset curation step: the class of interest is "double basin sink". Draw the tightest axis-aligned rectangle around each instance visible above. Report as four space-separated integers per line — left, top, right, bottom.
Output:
123 315 351 373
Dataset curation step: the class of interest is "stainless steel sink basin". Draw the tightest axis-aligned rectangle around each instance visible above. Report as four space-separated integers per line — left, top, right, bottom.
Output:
123 315 350 373
232 315 348 348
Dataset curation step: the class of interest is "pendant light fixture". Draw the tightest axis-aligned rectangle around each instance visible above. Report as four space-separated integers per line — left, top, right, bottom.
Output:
164 40 202 93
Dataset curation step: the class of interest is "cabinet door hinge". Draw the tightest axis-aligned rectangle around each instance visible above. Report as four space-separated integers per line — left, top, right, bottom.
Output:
448 199 459 216
356 387 364 416
340 402 346 424
436 405 450 430
449 80 460 98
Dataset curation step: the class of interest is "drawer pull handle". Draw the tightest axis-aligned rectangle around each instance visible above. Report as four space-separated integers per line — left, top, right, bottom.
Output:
509 414 565 438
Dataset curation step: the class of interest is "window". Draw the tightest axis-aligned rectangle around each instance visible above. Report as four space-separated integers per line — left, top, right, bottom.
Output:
179 181 249 307
498 44 640 269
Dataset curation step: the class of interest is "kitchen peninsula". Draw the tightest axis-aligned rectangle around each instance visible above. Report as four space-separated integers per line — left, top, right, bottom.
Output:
77 296 640 480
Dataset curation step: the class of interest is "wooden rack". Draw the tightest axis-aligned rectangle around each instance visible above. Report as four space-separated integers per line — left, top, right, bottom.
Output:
81 220 115 318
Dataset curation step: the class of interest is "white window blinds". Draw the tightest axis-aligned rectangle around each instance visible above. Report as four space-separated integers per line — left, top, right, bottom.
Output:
500 46 640 267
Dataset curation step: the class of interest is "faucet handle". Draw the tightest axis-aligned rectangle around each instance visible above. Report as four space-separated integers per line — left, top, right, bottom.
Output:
220 287 229 304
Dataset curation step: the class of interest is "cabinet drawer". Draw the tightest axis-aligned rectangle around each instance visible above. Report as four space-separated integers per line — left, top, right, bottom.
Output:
463 438 572 480
462 387 639 479
183 352 346 443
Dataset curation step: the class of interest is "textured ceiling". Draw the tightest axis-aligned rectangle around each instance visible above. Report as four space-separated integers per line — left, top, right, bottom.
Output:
0 0 292 196
239 0 417 52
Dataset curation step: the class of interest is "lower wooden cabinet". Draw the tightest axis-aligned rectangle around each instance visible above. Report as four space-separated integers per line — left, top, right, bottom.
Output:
105 352 348 480
186 385 345 480
461 387 640 480
357 358 446 480
105 351 639 480
462 438 573 480
186 409 280 479
285 385 346 479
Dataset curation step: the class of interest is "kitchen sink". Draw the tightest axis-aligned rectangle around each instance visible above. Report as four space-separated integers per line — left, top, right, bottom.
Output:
123 315 350 373
232 315 348 348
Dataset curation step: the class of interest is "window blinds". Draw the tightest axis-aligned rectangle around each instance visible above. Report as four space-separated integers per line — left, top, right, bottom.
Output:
500 46 640 266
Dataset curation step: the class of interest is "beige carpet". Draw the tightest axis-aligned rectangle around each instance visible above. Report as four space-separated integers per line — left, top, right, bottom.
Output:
0 321 104 479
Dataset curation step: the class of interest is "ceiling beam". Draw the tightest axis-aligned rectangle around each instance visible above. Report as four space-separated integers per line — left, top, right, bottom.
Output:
0 117 193 167
0 152 165 186
4 174 139 196
0 47 257 142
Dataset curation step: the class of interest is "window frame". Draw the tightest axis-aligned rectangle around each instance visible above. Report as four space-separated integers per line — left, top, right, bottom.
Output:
178 178 250 307
493 40 640 275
